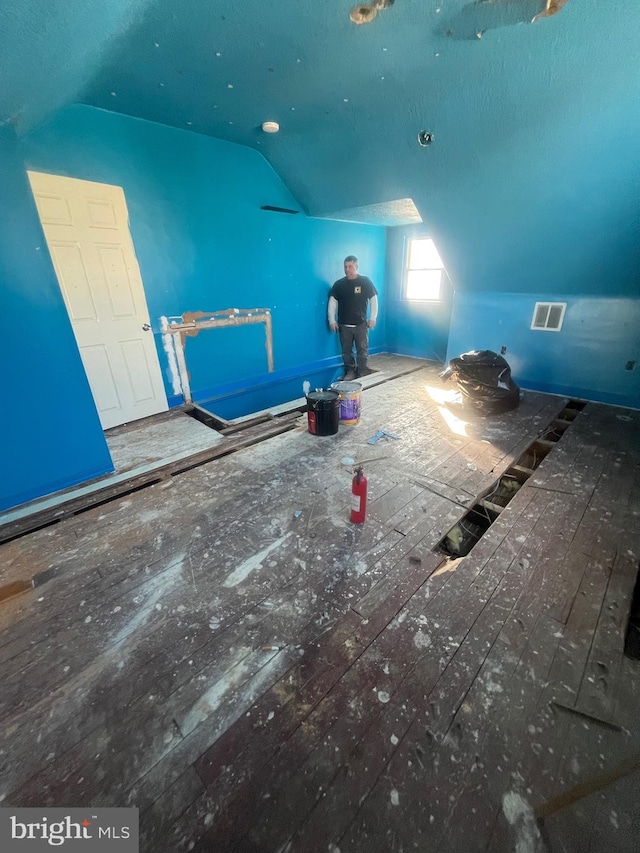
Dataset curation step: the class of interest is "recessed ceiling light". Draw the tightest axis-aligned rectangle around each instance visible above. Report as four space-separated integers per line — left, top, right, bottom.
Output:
262 121 280 133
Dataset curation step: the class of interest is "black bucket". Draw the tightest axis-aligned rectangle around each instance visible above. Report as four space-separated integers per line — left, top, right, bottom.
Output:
306 389 340 436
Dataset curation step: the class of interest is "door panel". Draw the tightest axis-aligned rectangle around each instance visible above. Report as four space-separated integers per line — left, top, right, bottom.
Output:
28 172 168 429
122 339 159 403
49 242 98 321
81 345 122 413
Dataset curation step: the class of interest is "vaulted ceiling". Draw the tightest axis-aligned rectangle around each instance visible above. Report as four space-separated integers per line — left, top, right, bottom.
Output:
2 0 640 293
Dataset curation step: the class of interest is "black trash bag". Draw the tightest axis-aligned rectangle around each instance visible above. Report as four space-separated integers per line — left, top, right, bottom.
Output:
440 350 520 415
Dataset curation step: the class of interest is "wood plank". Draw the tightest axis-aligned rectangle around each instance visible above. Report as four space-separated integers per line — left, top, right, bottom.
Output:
0 413 303 543
316 487 586 851
123 513 438 818
0 512 409 799
485 555 624 848
105 412 224 473
1 380 637 853
432 611 565 852
132 553 443 850
202 491 552 851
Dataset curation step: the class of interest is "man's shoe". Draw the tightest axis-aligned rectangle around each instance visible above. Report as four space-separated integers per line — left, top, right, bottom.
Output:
356 367 374 378
341 370 357 381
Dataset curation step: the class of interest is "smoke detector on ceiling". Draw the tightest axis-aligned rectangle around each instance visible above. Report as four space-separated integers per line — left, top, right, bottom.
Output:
262 121 280 133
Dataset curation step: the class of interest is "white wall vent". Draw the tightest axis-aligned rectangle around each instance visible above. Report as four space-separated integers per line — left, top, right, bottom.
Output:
531 302 566 332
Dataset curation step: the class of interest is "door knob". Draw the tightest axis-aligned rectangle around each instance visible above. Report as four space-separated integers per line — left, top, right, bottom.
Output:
142 323 151 331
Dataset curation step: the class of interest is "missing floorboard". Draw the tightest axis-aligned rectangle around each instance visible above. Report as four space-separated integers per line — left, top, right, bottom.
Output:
435 399 587 558
186 403 231 431
624 560 640 660
0 416 302 545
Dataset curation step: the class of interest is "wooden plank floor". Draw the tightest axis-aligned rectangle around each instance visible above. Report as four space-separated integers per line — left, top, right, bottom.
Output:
105 411 225 474
1 364 639 853
0 354 420 540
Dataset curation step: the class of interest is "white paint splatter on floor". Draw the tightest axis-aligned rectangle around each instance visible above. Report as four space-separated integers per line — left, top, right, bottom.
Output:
181 646 253 732
109 556 185 651
414 629 431 649
502 790 541 853
223 532 292 587
181 647 288 738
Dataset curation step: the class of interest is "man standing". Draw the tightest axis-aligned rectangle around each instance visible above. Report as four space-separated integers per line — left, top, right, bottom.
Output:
328 255 378 380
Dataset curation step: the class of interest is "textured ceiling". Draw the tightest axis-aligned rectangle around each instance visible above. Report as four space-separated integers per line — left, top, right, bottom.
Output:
76 0 640 216
2 1 640 292
321 198 423 226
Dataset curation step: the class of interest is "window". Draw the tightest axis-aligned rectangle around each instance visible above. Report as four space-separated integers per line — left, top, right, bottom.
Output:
531 302 567 332
404 237 444 301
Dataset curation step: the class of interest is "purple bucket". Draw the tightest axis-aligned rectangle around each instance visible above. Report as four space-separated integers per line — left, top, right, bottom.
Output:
330 381 363 425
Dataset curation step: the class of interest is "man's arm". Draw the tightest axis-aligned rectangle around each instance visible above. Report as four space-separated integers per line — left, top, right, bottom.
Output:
368 294 378 329
328 295 339 332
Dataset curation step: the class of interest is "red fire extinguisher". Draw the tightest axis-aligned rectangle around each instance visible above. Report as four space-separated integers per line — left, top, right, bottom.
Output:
350 466 368 524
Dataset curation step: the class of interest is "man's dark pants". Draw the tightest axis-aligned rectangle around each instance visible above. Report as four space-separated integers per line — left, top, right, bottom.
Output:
339 323 369 376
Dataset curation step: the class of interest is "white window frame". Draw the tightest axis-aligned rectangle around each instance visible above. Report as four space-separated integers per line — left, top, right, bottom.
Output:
403 237 444 302
530 302 567 332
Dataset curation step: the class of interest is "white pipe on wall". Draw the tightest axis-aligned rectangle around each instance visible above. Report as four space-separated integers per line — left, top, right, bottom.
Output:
163 308 274 404
160 315 183 397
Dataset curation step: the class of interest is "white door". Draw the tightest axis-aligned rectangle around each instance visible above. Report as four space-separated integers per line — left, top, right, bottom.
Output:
28 171 168 430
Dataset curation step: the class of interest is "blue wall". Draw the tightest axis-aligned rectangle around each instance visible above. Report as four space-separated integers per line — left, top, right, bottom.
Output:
5 88 638 512
446 291 640 409
0 126 113 512
0 105 385 511
384 225 453 363
21 105 386 409
412 83 640 303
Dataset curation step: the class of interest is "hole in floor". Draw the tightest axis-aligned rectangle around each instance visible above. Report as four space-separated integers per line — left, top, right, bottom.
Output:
563 399 587 412
187 403 230 432
479 473 523 510
435 399 584 559
438 505 498 558
514 440 552 473
624 562 640 660
187 368 383 425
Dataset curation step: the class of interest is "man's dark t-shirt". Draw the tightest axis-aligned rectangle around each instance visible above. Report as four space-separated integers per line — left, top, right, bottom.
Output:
330 275 377 325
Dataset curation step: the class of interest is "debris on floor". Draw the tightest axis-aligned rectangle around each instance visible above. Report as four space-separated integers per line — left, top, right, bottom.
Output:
367 428 400 444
